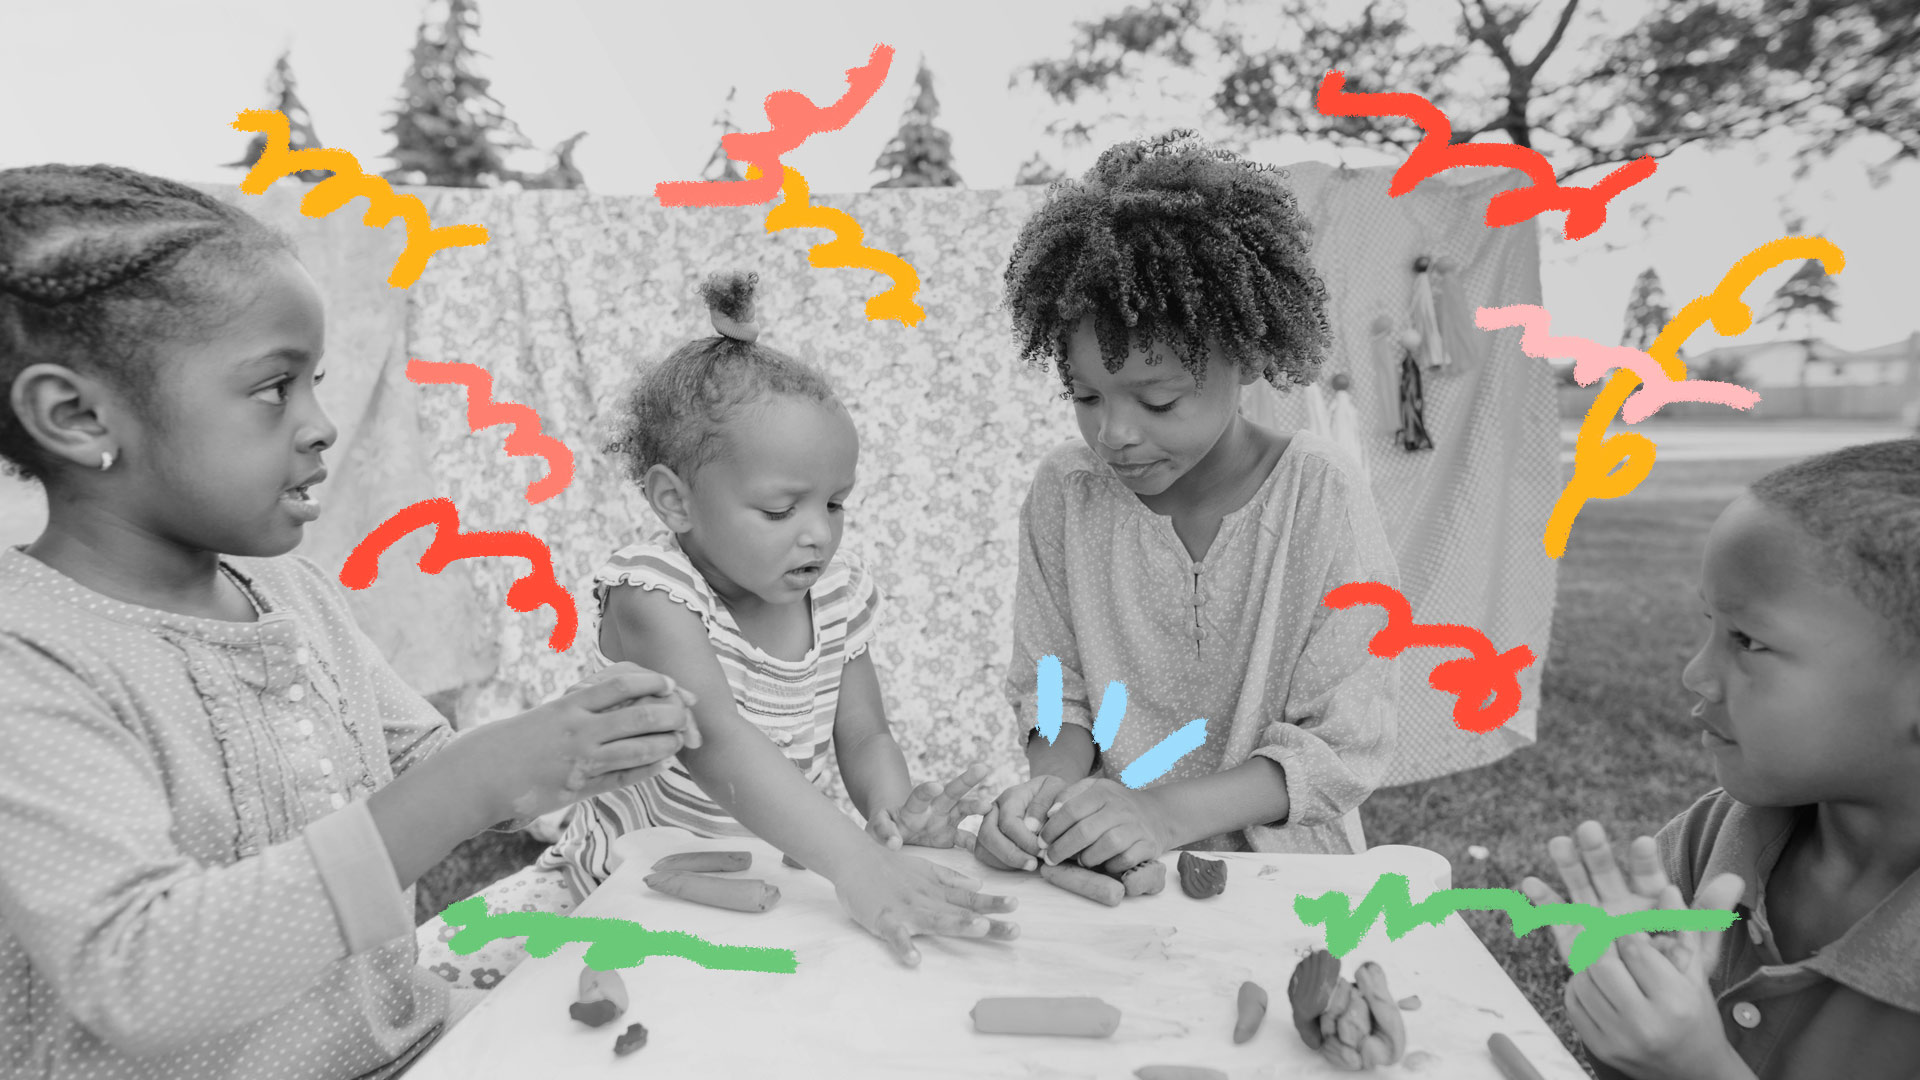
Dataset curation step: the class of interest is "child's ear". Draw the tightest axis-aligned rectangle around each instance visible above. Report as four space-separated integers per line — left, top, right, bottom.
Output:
9 363 120 471
643 464 695 533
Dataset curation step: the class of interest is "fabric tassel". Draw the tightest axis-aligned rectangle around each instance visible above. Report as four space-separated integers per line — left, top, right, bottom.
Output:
1409 255 1449 371
1327 374 1372 485
1304 379 1334 439
1427 255 1483 372
1394 332 1434 451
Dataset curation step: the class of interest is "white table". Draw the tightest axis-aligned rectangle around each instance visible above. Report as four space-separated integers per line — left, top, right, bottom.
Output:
407 829 1587 1079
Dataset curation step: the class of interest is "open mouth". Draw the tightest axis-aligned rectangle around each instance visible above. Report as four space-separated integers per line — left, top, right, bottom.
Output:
785 563 823 582
280 469 326 522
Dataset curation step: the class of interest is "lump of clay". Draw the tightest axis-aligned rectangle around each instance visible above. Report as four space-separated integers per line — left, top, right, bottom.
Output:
571 965 629 1027
971 996 1121 1038
1176 851 1226 899
651 850 751 873
613 1022 649 1056
1287 949 1341 1049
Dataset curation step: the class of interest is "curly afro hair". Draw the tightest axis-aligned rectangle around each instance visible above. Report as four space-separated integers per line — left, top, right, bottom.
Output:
0 163 291 481
1749 438 1920 649
606 270 840 486
1002 130 1331 393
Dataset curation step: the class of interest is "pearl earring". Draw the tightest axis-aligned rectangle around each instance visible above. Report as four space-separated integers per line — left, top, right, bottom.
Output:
99 450 114 471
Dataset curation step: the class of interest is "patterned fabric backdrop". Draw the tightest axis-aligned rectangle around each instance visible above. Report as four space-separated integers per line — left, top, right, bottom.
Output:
220 164 1558 808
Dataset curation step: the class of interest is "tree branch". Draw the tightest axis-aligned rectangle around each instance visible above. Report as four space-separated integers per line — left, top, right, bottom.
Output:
1523 0 1580 78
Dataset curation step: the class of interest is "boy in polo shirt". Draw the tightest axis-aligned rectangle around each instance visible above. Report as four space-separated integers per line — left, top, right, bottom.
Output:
1521 439 1920 1080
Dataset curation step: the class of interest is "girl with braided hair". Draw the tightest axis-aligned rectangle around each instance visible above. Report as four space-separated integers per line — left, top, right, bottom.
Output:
976 133 1401 880
0 164 702 1079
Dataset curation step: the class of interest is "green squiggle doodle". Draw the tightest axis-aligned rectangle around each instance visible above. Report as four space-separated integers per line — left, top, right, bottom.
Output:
1294 874 1738 972
437 897 798 974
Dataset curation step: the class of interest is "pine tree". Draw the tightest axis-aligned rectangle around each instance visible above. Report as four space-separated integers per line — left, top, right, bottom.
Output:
383 0 531 187
1763 259 1840 341
228 51 330 182
701 87 746 182
872 59 963 189
512 132 588 190
1013 153 1065 186
1619 268 1670 351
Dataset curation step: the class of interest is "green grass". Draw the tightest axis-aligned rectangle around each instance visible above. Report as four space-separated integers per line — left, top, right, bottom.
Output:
413 457 1786 1073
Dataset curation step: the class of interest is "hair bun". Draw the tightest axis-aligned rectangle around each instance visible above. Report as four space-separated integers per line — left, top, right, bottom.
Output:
701 270 760 343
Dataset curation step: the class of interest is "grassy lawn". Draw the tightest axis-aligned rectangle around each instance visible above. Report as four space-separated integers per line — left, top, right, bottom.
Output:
412 456 1787 1074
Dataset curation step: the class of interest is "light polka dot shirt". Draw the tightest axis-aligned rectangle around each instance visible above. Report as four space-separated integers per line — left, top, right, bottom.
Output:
0 547 454 1080
1005 431 1399 855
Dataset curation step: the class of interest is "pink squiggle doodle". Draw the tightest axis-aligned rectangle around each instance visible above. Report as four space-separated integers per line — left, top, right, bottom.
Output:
1475 305 1761 423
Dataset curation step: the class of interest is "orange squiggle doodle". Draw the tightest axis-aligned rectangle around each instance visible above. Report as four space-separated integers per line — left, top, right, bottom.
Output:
655 45 894 209
1314 72 1655 241
753 164 923 326
231 109 489 289
405 359 575 504
1533 237 1846 558
1322 581 1537 734
339 498 577 651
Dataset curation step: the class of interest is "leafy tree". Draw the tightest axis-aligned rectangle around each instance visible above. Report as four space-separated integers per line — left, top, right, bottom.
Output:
873 59 964 189
1764 258 1840 340
383 0 532 187
1021 0 1917 183
228 51 330 182
1014 153 1067 185
701 87 746 182
1620 267 1670 351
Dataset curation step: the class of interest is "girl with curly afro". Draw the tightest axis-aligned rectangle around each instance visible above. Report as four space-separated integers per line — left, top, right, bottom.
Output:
977 133 1401 878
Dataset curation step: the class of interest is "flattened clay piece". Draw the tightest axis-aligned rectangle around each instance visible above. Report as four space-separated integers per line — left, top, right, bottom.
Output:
1287 949 1341 1049
1398 995 1422 1011
1176 851 1227 898
570 999 621 1028
651 850 752 873
1134 1067 1227 1080
643 870 780 913
613 1022 649 1056
578 965 630 1013
1232 980 1268 1044
971 996 1121 1038
1121 859 1167 897
1354 961 1405 1063
782 852 805 870
1039 861 1124 906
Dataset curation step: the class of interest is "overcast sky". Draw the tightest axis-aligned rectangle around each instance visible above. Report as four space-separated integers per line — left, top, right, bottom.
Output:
2 0 1915 351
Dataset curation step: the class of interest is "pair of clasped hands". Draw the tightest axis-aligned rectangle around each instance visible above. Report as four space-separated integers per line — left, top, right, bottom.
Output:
1521 822 1756 1080
460 662 1146 966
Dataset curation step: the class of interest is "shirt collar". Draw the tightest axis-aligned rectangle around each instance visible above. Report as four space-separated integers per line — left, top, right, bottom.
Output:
1700 798 1920 1013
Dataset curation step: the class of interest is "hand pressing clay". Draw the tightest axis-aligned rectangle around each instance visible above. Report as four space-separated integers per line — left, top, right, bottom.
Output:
569 965 630 1028
1232 980 1268 1043
1176 851 1227 898
1134 1067 1227 1080
1121 860 1167 897
971 997 1121 1038
612 1022 649 1056
651 850 751 873
643 870 780 913
1038 861 1124 906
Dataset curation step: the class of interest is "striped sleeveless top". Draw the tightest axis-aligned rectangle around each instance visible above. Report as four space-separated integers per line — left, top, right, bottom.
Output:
538 536 880 900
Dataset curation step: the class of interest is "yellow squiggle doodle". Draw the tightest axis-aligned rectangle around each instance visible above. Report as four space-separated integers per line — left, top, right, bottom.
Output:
230 109 490 289
750 164 924 327
1548 237 1846 558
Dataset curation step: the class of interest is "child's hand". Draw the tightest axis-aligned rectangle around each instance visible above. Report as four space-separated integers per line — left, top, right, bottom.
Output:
1519 820 1678 965
1037 777 1174 875
867 764 996 851
1565 875 1754 1080
831 847 1020 966
562 665 700 747
973 775 1071 872
461 665 699 822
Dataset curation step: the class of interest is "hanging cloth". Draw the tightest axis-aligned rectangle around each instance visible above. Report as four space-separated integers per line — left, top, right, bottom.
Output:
1327 375 1373 485
1409 257 1450 371
1394 335 1435 451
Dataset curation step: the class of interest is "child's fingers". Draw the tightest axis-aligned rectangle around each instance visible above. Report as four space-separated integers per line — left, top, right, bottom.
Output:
1099 839 1159 878
1043 810 1123 867
1614 933 1690 1002
1626 835 1666 897
973 808 1037 872
868 810 905 849
931 764 992 814
1043 776 1101 825
584 730 684 778
1076 826 1144 871
1547 834 1602 907
1517 877 1580 963
995 802 1049 862
569 670 681 712
1561 980 1611 1058
874 913 920 967
1679 873 1745 975
1574 820 1633 903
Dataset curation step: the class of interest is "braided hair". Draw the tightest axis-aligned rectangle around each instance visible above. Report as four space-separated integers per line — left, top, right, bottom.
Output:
0 164 291 480
606 270 840 486
1003 131 1331 393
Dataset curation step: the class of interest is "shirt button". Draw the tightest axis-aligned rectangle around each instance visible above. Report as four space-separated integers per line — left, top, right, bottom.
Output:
318 758 334 776
287 684 306 702
329 792 346 810
297 719 314 737
1731 1002 1761 1028
294 647 311 665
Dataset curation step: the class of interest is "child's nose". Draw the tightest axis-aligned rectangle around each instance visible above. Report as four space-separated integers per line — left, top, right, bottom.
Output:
1097 410 1140 450
1680 639 1721 700
300 401 338 454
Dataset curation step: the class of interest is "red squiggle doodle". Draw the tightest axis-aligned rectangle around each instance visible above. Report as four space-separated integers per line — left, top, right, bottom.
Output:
1314 71 1656 241
340 498 577 651
1323 581 1537 734
405 359 575 504
655 46 894 208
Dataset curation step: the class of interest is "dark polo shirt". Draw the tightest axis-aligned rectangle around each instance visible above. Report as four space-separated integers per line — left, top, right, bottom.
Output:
1592 790 1920 1080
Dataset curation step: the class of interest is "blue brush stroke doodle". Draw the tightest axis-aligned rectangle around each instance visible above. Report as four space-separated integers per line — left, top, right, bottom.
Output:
1033 656 1206 787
